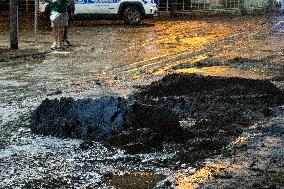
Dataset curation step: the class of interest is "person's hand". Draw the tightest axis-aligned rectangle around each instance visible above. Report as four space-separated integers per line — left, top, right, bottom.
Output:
52 0 57 3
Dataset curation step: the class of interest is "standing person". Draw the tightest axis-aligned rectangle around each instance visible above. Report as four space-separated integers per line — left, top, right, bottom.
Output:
63 0 75 46
47 0 68 50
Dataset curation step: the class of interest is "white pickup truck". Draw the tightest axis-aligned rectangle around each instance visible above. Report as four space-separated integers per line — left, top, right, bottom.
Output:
40 0 157 25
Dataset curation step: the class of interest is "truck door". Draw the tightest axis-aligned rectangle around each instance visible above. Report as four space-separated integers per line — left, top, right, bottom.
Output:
100 0 120 14
75 0 101 14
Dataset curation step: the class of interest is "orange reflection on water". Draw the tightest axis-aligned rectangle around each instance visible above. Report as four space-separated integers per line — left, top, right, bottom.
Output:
175 163 226 189
175 161 248 189
175 66 265 79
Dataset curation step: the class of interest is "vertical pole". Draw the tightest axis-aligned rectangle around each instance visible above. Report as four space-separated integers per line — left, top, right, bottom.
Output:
170 0 176 15
10 0 19 50
166 0 169 12
26 0 29 12
157 0 160 11
34 0 38 34
239 0 246 14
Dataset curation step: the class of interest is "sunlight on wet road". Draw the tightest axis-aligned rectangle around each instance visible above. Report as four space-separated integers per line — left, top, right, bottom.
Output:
175 66 265 79
0 17 268 96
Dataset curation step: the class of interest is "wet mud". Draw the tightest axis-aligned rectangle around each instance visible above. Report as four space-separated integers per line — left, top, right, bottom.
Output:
30 96 129 141
122 73 284 164
30 73 284 166
1 15 284 188
107 172 166 189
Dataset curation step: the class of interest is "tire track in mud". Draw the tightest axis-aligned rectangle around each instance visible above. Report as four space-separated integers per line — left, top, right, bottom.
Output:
109 32 243 78
38 19 269 94
107 21 269 82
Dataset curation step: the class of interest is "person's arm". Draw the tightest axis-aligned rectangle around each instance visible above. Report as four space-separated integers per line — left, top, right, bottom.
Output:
46 0 57 4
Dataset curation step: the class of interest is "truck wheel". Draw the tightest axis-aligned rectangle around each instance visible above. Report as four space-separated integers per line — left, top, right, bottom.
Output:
123 6 142 25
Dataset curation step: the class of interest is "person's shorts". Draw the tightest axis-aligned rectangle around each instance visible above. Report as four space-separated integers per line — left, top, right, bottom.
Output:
50 12 69 27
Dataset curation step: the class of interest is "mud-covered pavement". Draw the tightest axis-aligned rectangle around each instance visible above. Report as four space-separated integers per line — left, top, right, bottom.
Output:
1 15 284 188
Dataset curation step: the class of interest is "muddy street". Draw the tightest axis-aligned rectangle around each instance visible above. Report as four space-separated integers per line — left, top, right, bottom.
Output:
0 16 279 120
1 15 284 188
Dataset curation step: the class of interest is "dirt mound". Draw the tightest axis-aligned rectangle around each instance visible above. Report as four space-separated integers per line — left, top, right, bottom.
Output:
30 96 187 153
105 103 185 153
30 74 284 163
129 73 284 163
134 73 283 98
30 96 129 141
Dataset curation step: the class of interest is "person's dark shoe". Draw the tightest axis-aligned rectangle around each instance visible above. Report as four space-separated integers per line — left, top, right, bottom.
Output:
63 40 72 47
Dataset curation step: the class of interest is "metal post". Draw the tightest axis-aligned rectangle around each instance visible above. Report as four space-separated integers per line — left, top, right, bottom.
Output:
166 0 169 11
10 0 19 50
34 0 38 34
26 0 29 12
170 0 176 14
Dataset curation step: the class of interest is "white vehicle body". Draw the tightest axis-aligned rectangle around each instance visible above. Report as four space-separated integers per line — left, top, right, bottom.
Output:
39 0 157 24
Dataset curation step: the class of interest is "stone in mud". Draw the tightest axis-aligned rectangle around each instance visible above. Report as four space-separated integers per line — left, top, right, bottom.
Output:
154 175 177 189
0 143 5 149
30 96 129 140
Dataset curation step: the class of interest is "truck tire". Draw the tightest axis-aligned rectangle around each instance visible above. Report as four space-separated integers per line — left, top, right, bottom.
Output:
123 6 142 25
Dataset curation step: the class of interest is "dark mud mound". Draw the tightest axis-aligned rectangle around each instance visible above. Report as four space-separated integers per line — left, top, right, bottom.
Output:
134 73 284 98
30 96 187 152
30 73 284 163
128 73 284 163
30 96 129 140
133 73 284 123
105 103 186 153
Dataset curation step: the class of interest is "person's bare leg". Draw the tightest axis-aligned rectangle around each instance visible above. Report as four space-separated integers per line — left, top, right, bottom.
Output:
53 27 57 43
59 27 64 47
63 26 68 42
55 27 61 46
50 27 58 49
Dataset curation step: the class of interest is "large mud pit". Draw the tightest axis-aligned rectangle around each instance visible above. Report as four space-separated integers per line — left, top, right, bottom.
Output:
30 73 284 165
